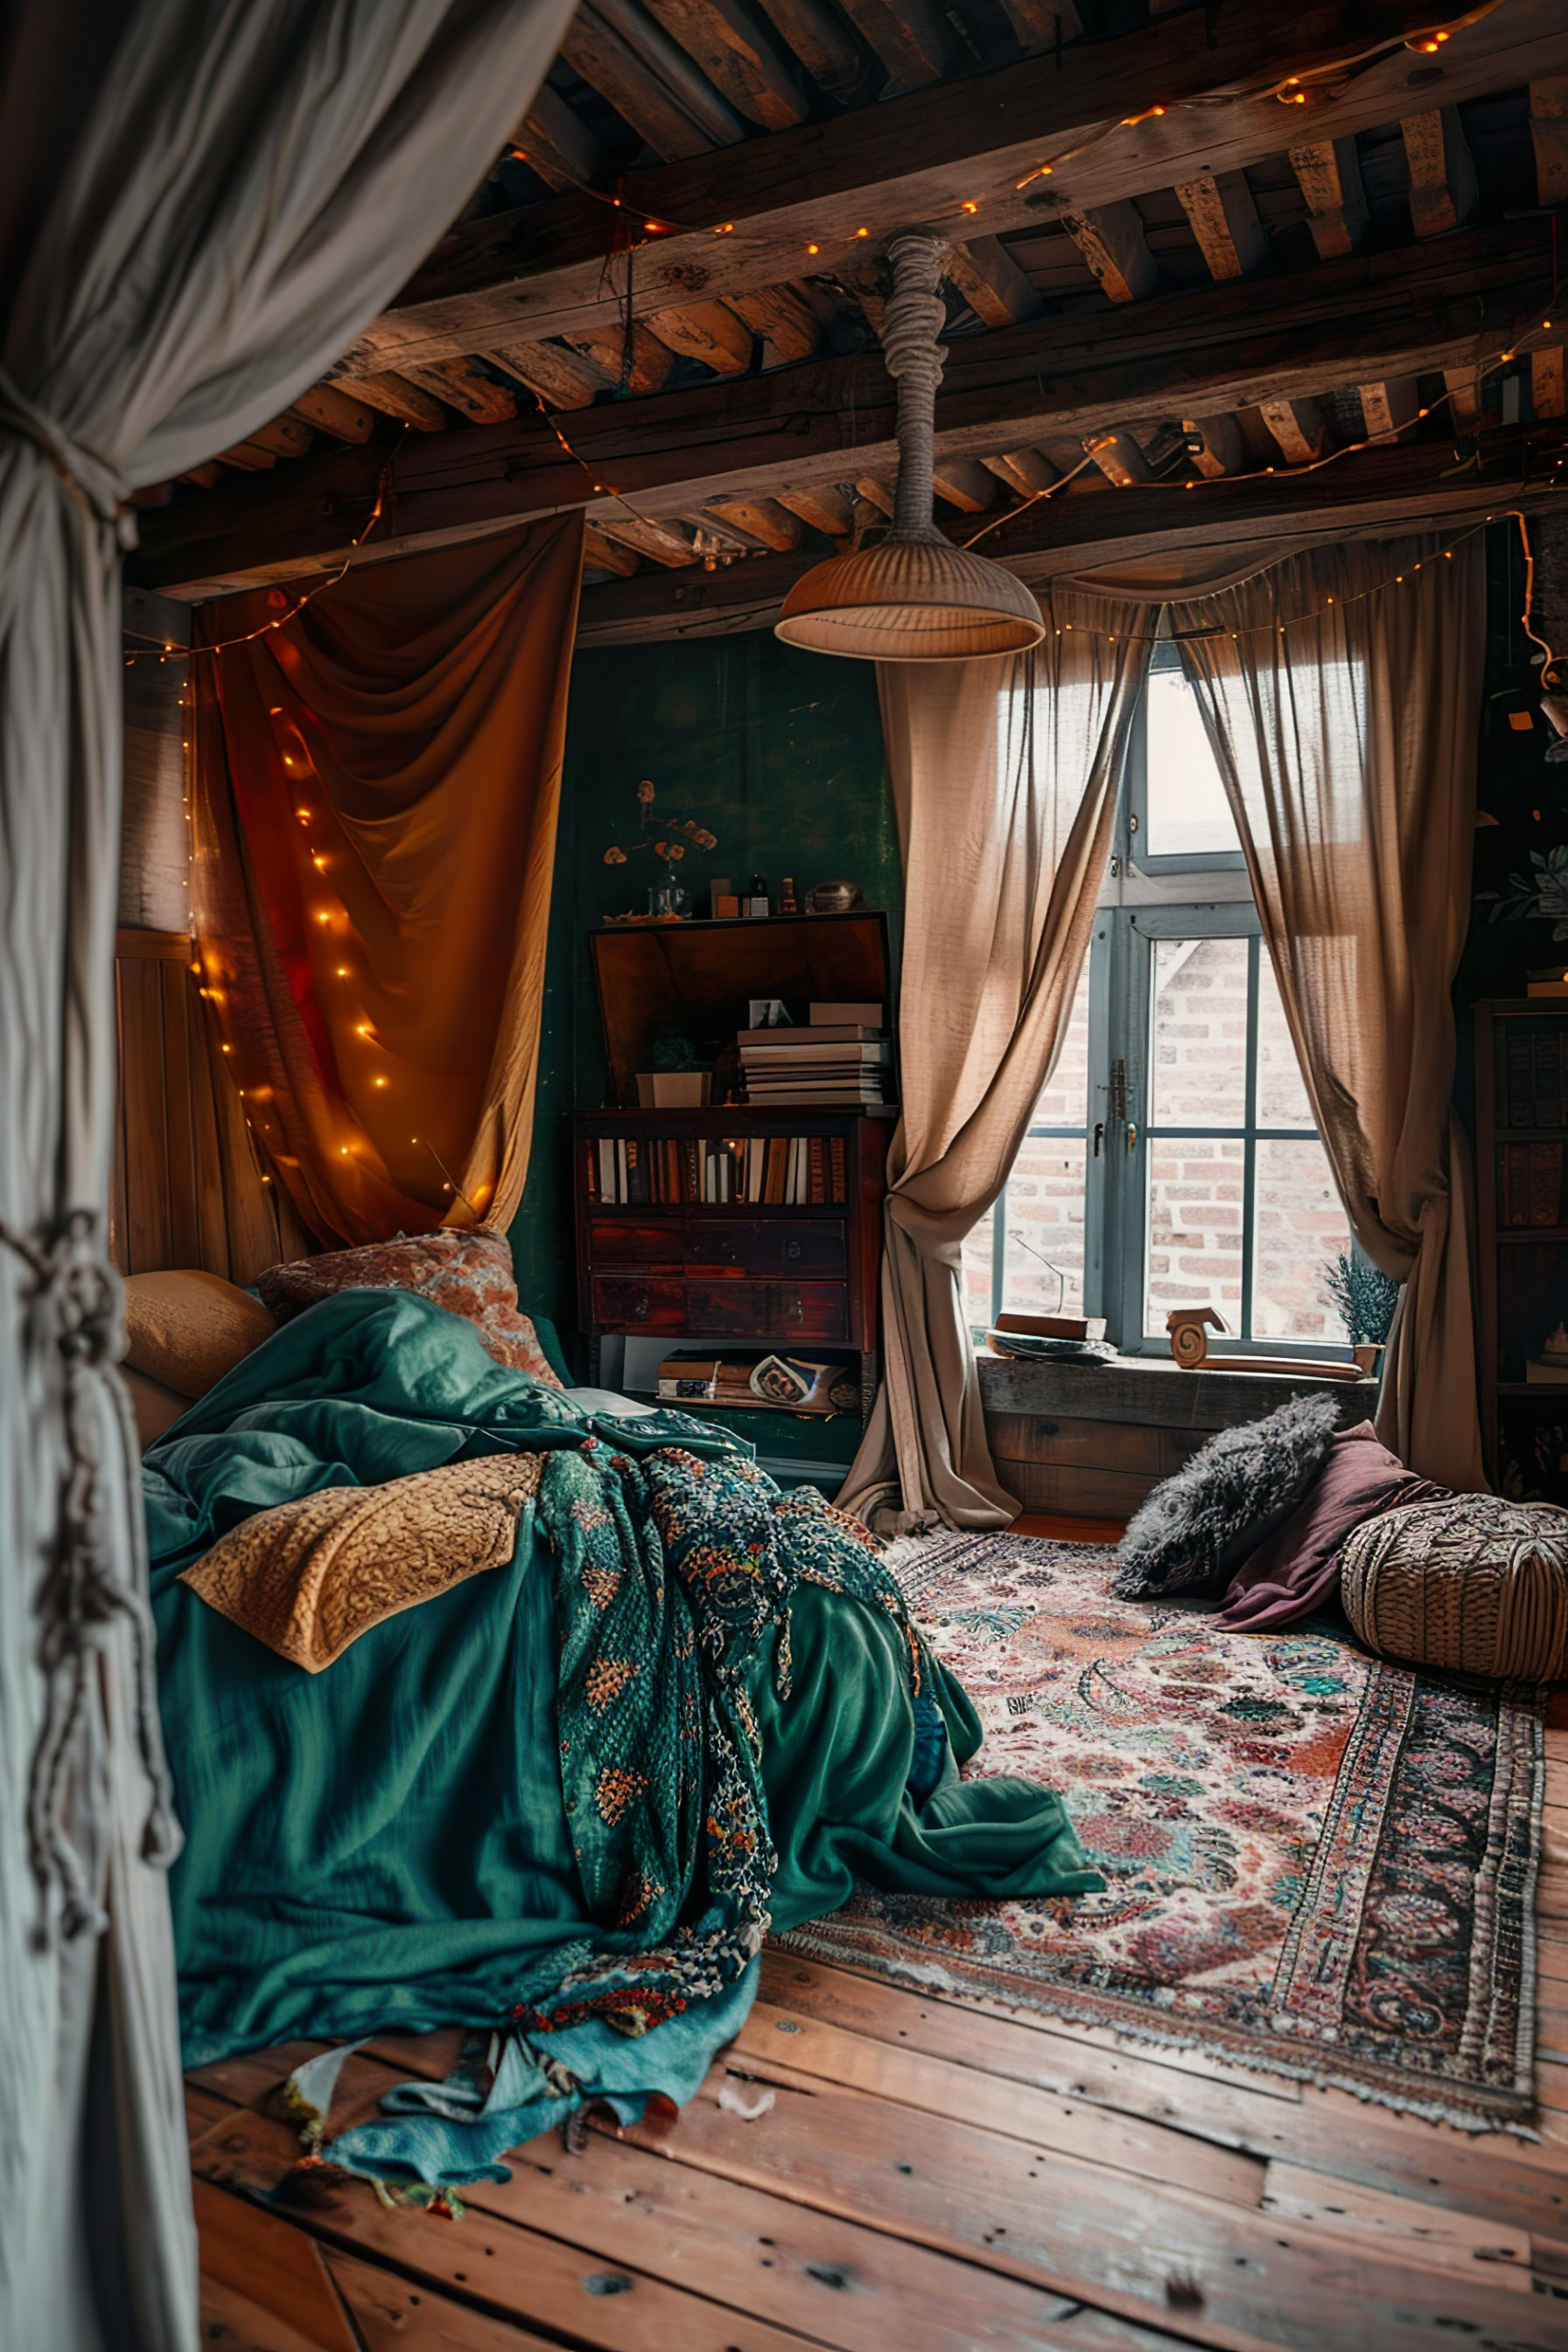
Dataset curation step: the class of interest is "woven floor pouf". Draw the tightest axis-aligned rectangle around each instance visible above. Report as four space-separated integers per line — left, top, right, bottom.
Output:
1340 1493 1568 1680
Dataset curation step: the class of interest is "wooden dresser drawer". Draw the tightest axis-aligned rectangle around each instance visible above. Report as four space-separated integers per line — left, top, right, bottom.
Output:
767 1283 849 1341
590 1275 688 1329
590 1222 684 1267
681 1220 847 1278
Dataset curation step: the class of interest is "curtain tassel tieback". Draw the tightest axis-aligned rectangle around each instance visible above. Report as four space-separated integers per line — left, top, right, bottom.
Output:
0 1209 182 1944
0 365 135 548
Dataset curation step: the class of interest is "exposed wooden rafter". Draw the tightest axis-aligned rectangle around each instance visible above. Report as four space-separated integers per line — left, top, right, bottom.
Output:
570 423 1568 643
1289 137 1369 260
138 220 1551 598
332 2 1568 377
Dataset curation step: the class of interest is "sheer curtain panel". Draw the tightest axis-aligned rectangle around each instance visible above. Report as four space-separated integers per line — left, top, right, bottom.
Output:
840 595 1148 1531
0 4 576 2345
1169 535 1487 1488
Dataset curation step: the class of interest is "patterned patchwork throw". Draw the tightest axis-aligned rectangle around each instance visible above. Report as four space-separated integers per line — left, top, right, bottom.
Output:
778 1529 1543 2133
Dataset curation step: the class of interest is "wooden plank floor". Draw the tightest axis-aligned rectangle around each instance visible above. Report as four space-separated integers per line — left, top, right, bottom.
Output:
188 1514 1568 2352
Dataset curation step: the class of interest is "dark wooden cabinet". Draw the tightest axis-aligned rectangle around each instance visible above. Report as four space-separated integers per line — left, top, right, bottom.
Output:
1476 1000 1568 1498
572 1109 888 1419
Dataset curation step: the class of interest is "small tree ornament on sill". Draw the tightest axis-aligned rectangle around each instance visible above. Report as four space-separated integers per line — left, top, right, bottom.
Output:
604 777 718 920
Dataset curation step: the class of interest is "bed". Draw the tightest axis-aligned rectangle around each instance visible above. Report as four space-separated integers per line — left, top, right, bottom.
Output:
135 1265 1101 2192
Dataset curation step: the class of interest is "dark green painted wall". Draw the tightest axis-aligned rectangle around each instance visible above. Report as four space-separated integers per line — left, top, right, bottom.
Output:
509 628 897 1359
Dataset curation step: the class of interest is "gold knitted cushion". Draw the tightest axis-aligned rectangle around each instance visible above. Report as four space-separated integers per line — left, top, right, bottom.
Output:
181 1454 542 1672
1339 1494 1568 1681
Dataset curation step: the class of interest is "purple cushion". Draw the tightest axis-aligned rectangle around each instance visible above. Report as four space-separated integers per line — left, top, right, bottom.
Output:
1218 1422 1446 1632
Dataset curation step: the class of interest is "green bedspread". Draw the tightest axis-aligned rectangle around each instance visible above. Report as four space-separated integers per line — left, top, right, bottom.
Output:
147 1287 1099 2183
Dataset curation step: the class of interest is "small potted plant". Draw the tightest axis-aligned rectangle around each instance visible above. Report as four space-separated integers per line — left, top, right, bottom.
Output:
1322 1250 1401 1377
637 1030 711 1108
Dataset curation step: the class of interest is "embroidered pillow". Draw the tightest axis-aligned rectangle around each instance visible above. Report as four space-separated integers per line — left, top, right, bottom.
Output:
181 1453 543 1671
257 1227 564 1387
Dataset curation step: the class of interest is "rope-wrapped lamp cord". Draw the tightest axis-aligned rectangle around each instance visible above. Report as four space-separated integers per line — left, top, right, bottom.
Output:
881 232 948 542
2 372 180 1944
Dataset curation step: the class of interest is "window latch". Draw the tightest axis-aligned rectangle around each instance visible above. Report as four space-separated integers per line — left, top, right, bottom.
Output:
1092 1120 1106 1158
1110 1057 1127 1122
1125 1122 1139 1154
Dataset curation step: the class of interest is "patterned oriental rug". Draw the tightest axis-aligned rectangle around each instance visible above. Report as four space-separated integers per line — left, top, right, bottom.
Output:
775 1529 1544 2134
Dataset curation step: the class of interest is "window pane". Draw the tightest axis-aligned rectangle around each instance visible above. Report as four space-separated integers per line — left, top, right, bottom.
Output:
1034 957 1091 1127
1255 954 1315 1129
1145 1136 1244 1337
1003 1137 1088 1316
1252 1139 1351 1341
1151 936 1248 1129
962 1204 997 1330
1142 662 1241 860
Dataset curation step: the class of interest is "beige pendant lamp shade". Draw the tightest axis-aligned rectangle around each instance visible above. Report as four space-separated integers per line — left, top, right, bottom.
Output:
776 233 1044 661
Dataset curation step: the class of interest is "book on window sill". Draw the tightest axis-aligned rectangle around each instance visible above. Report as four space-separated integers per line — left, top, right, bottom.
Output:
992 1311 1108 1343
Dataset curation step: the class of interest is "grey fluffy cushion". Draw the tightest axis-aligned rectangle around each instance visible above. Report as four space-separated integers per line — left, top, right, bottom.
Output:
1111 1390 1344 1600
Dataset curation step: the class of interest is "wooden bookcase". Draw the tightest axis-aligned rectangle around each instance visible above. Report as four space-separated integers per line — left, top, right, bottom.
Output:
1475 999 1568 1497
574 910 896 1427
572 1108 889 1420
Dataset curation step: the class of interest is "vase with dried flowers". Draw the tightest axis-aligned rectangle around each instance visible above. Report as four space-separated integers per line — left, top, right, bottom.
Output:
604 778 718 920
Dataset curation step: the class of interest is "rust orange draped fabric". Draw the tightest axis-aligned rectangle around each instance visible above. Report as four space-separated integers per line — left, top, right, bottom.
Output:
192 517 583 1246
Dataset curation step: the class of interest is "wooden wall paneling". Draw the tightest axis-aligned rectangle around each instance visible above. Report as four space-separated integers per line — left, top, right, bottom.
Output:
159 954 204 1268
117 955 173 1274
181 986 237 1278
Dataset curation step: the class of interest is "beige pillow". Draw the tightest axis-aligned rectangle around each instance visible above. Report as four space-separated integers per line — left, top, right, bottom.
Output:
180 1453 543 1671
123 1270 276 1401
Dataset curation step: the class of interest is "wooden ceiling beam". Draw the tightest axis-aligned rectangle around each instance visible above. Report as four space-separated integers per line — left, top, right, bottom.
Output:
288 386 378 445
337 2 1568 372
834 0 952 93
398 359 516 424
486 341 615 411
562 1 745 157
349 373 449 432
642 0 809 131
727 283 821 360
644 299 757 373
1289 137 1369 260
1530 75 1568 204
942 236 1042 328
1358 376 1422 444
1180 413 1247 479
773 482 853 538
748 0 868 106
136 220 1552 594
1173 168 1267 282
571 423 1568 642
995 1 1084 49
512 86 605 191
1059 204 1157 303
1258 396 1327 464
1401 105 1477 238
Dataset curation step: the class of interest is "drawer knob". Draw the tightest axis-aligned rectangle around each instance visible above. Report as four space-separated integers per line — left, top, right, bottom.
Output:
630 1290 650 1319
785 1239 802 1261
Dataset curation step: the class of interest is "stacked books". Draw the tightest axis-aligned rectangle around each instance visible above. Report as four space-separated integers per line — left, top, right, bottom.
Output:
739 1001 892 1108
983 1311 1116 1368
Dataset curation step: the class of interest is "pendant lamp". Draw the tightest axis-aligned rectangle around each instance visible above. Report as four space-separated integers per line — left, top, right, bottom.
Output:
774 232 1044 662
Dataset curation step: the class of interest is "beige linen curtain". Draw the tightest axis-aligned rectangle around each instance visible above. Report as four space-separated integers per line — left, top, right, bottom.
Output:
840 594 1149 1530
1168 534 1486 1489
0 5 575 2346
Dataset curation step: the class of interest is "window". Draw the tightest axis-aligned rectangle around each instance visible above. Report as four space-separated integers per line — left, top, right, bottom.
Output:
967 648 1353 1354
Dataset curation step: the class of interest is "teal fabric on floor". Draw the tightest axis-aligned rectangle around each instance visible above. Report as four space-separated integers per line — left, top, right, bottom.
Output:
147 1286 1101 2183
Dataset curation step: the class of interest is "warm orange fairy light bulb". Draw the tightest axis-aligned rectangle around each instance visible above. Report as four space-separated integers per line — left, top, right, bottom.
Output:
961 200 977 214
806 242 819 254
374 1076 388 1088
220 1042 231 1054
312 854 326 869
335 965 349 977
315 910 330 924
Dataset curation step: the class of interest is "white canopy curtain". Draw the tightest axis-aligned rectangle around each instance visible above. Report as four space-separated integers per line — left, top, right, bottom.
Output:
1167 533 1488 1491
839 592 1149 1532
0 5 576 2345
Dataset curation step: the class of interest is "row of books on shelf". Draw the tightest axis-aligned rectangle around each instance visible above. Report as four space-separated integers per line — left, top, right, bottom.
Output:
586 1131 849 1206
739 1001 891 1107
1498 1027 1568 1127
1500 1140 1567 1227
